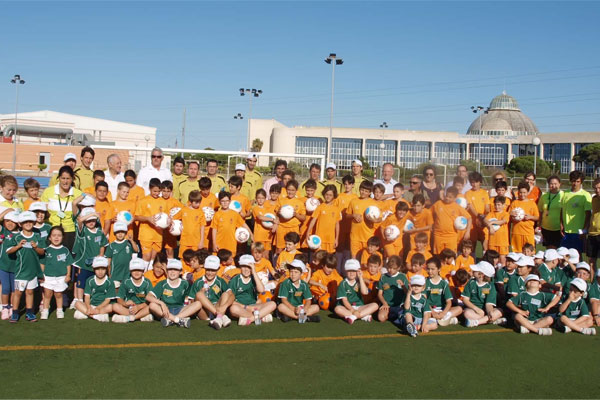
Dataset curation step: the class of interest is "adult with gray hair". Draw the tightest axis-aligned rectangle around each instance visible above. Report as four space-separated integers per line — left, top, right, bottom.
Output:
137 147 173 195
104 153 125 199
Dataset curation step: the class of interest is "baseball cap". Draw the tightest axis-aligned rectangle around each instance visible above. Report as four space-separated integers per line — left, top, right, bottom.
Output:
575 261 591 272
238 254 255 267
113 222 128 233
344 259 360 271
92 256 109 268
410 275 426 286
568 249 580 264
289 259 307 273
29 202 47 212
506 252 521 262
79 196 96 207
534 251 545 259
557 247 569 258
204 255 220 270
570 277 587 293
544 249 560 262
18 211 36 223
246 153 258 160
166 258 182 270
326 162 337 170
79 207 97 221
524 274 540 284
129 258 146 271
471 261 495 278
516 256 535 267
63 152 77 162
235 163 246 171
3 211 20 223
352 159 363 167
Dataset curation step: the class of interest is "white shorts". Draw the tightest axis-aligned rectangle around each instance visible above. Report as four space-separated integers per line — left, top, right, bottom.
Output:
15 278 38 291
41 275 68 292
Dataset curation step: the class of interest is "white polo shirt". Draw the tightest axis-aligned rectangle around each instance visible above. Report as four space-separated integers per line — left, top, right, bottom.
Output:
104 170 125 199
137 165 173 195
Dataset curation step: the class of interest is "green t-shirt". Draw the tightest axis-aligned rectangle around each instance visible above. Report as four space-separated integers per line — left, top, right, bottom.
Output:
84 276 117 307
425 277 453 309
336 278 364 307
151 279 190 308
118 277 153 304
377 272 408 308
278 278 312 307
34 223 53 244
406 294 431 319
561 296 589 319
588 281 600 301
0 227 18 273
561 278 590 302
538 191 564 231
41 245 73 277
73 226 109 271
106 240 135 283
561 189 593 233
557 265 573 288
506 275 526 296
228 274 257 306
538 264 559 286
495 267 516 285
188 276 229 304
7 232 43 280
461 279 497 309
509 290 556 321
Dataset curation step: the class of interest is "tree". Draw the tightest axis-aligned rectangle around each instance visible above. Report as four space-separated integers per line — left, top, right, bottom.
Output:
506 156 552 176
251 138 263 152
573 143 600 176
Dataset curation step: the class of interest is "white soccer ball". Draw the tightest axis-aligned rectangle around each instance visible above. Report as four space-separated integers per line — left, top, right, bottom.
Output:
235 227 250 243
202 207 215 222
456 197 468 209
365 206 381 222
511 207 525 221
230 200 243 213
261 212 276 229
305 197 320 213
279 205 295 220
534 234 542 244
307 235 322 250
382 210 393 221
169 207 181 218
116 211 133 225
488 218 500 233
384 224 401 241
403 219 415 232
169 220 183 236
454 216 468 231
154 213 169 229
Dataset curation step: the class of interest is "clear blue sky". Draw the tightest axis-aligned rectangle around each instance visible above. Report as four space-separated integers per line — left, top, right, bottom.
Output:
2 1 599 150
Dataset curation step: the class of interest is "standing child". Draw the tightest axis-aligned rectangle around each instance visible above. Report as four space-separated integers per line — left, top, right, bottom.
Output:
0 211 20 319
558 278 596 335
309 253 342 310
336 175 357 270
506 274 559 335
461 261 506 327
106 222 139 288
277 259 321 323
161 180 184 259
509 182 540 253
425 257 462 326
73 256 115 322
30 202 52 241
306 184 340 253
275 180 306 254
507 256 535 298
111 258 154 323
431 187 471 255
211 191 252 256
405 233 433 265
174 190 206 258
377 255 408 323
123 170 146 205
40 226 73 319
380 201 410 259
334 259 378 324
23 178 41 211
251 189 277 256
402 274 437 337
135 178 167 264
465 172 490 250
93 181 112 235
406 194 433 253
108 182 136 241
276 232 301 276
228 175 251 218
485 196 510 266
346 181 379 258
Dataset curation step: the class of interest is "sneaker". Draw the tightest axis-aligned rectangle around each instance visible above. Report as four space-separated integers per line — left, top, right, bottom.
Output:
582 327 597 336
112 314 129 323
563 325 572 334
492 317 507 326
92 314 109 322
56 309 65 319
361 315 372 322
10 312 19 323
178 317 191 329
221 315 232 327
1 308 11 320
69 299 78 310
209 318 223 330
307 315 321 323
406 322 418 337
344 315 356 325
449 317 459 325
40 309 49 320
520 325 530 334
238 317 252 326
140 314 154 322
25 312 38 322
538 328 552 336
161 317 173 327
73 310 88 320
437 317 451 327
278 314 291 323
465 319 479 328
261 314 273 323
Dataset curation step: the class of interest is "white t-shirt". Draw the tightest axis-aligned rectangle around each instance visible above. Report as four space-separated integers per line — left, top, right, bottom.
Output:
137 166 173 195
104 171 125 199
374 178 398 195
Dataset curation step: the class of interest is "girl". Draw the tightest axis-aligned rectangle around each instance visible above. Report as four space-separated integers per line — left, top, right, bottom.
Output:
251 188 277 257
461 261 506 327
111 258 154 323
0 211 20 320
40 226 73 319
334 259 378 324
73 256 115 322
143 252 167 286
425 257 462 326
377 255 408 323
406 194 433 252
506 274 558 335
30 202 52 241
0 175 24 213
306 185 340 253
403 274 437 337
507 256 535 297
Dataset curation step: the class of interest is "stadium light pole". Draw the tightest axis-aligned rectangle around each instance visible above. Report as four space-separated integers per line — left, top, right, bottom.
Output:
379 122 388 179
471 105 486 173
325 53 343 164
234 113 244 151
11 74 25 173
239 88 262 151
532 136 541 175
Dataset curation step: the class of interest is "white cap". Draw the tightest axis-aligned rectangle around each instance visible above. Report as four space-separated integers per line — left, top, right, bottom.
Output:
471 261 495 278
568 249 580 264
79 207 97 221
29 202 47 212
326 162 337 170
113 222 128 233
544 249 560 262
289 259 307 273
3 211 20 223
246 153 258 160
344 259 360 271
79 196 96 207
534 251 545 259
557 247 569 257
570 277 588 293
235 163 246 171
238 254 255 267
575 261 591 272
129 258 146 271
410 274 426 286
92 256 109 268
204 255 220 270
506 252 521 261
166 258 182 270
516 256 535 267
352 159 362 167
64 152 77 162
18 211 36 223
524 274 540 284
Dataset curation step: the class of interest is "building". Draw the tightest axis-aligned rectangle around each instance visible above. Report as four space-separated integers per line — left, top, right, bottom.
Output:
250 92 599 175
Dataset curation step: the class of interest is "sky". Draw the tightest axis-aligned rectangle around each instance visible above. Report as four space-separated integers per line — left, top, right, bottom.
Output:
1 1 599 150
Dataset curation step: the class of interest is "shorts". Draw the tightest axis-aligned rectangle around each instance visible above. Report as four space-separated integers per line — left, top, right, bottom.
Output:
433 234 458 255
275 226 298 250
561 233 584 253
140 240 162 254
542 228 562 249
388 306 403 321
511 234 534 253
168 306 183 315
350 240 368 258
587 235 600 259
15 278 38 291
383 243 402 258
488 245 509 256
41 275 68 292
0 269 15 295
469 226 486 244
319 242 335 253
76 269 95 289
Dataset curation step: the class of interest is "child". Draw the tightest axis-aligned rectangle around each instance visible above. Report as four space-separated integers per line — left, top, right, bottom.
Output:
181 249 202 283
406 253 428 280
377 255 408 322
334 259 378 324
161 180 184 258
485 196 510 266
439 248 458 283
30 202 52 241
482 249 500 270
425 257 462 326
277 259 320 323
589 269 600 327
228 175 251 218
84 170 112 202
198 177 218 243
135 178 167 263
461 261 506 327
275 180 306 253
506 274 559 335
276 232 301 275
337 175 357 260
450 268 470 304
380 201 410 259
358 236 384 269
175 190 207 258
106 222 139 288
40 226 73 320
211 191 252 256
432 187 471 254
5 211 44 322
252 243 277 294
92 181 112 234
0 211 20 319
228 254 277 325
23 178 41 211
111 258 154 323
383 183 409 217
465 171 490 250
522 243 536 258
251 189 277 256
558 277 596 335
306 184 340 253
534 251 545 267
362 254 382 304
405 232 433 264
346 180 380 258
509 182 540 253
309 253 342 310
0 175 24 212
401 274 437 337
146 258 197 328
455 240 474 273
406 195 433 253
144 253 168 287
123 169 146 205
491 181 511 208
108 182 136 241
187 255 233 329
539 249 562 293
495 252 520 306
73 256 115 322
507 256 535 297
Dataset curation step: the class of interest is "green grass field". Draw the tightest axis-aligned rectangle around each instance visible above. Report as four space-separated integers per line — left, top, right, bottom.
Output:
2 309 599 399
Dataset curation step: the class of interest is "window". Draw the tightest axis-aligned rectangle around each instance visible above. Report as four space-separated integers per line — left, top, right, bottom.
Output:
434 143 466 166
574 143 595 176
331 138 362 170
469 143 508 168
295 137 327 167
365 140 397 168
543 143 571 174
400 141 430 169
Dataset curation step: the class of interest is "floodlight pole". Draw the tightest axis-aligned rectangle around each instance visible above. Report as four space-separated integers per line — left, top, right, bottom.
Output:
240 88 262 151
11 74 25 173
325 53 343 164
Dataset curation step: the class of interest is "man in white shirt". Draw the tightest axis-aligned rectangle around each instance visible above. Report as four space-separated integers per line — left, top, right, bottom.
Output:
104 154 125 199
137 147 173 195
374 162 397 198
445 164 472 194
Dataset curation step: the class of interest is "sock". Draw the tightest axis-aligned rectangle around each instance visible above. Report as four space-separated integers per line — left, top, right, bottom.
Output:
217 313 224 319
26 308 33 314
174 316 180 324
129 315 135 322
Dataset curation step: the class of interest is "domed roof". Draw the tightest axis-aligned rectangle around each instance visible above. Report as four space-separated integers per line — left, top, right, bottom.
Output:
466 91 539 136
489 91 520 111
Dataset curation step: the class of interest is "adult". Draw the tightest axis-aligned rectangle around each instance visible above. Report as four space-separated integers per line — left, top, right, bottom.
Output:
300 163 322 197
137 147 173 195
374 162 398 198
445 164 472 194
588 177 600 276
177 160 200 203
351 159 366 196
104 153 125 199
421 165 444 206
320 162 342 194
538 175 564 249
74 146 95 191
489 170 513 199
48 153 78 187
205 158 227 195
561 170 592 253
403 175 429 204
523 171 541 203
263 159 287 194
234 164 255 200
40 166 85 250
171 156 188 201
244 153 263 199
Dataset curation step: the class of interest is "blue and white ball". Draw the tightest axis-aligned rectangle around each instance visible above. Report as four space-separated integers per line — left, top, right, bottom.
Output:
456 197 468 209
235 227 250 243
454 216 468 231
261 213 276 229
488 218 500 233
307 235 322 250
384 224 401 241
230 200 243 213
403 220 415 232
116 211 133 225
279 205 295 220
364 206 381 222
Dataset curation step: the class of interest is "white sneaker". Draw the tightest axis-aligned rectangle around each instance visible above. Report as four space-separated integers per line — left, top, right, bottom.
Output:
520 325 530 334
73 310 88 320
465 319 479 328
56 309 65 319
582 327 597 336
438 317 451 327
492 317 507 326
140 314 154 322
361 315 372 322
92 314 110 322
449 317 459 325
209 318 223 330
261 314 273 323
69 299 78 310
238 317 252 326
221 315 232 327
111 314 129 323
563 325 572 333
40 309 49 320
538 328 552 336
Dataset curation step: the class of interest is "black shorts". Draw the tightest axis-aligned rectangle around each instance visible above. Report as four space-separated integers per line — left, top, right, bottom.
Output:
587 235 600 259
541 228 562 249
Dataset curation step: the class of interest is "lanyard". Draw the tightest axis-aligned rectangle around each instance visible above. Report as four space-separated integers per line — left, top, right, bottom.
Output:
57 195 72 218
547 192 559 210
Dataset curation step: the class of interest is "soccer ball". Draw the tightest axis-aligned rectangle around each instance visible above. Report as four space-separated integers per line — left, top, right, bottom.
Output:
169 207 181 218
384 224 401 241
235 227 250 243
365 206 381 222
230 200 243 213
307 235 322 250
305 197 320 213
511 207 525 221
318 293 331 310
403 220 415 232
456 197 468 209
154 213 169 229
279 205 295 220
454 216 468 231
261 213 276 229
534 234 542 244
202 207 215 222
116 211 133 225
258 291 273 303
488 218 500 233
169 220 183 236
382 210 393 221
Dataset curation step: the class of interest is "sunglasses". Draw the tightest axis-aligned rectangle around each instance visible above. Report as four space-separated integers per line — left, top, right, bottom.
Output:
410 181 419 185
152 155 163 159
425 173 434 176
494 178 503 181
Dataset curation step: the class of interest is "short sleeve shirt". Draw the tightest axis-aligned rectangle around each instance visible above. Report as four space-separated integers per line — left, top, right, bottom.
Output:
84 276 117 307
7 232 43 280
73 227 109 271
562 189 593 233
336 278 364 306
406 294 431 319
425 278 453 309
188 276 229 304
509 291 556 321
561 296 589 319
461 279 497 309
42 245 73 277
228 274 257 306
278 278 312 307
151 279 190 308
538 191 564 231
118 277 153 304
106 240 135 283
377 272 408 308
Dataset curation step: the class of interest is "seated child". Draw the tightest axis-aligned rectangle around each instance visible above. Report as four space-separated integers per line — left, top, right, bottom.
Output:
277 259 320 323
362 254 382 304
111 258 154 323
276 232 301 276
455 240 474 273
495 252 519 306
309 253 342 310
425 257 462 326
558 277 596 335
377 255 408 323
182 249 202 283
450 268 470 305
406 253 428 280
538 249 562 293
334 259 378 324
461 261 506 327
589 269 600 327
358 236 384 269
402 274 437 337
439 248 458 283
506 274 559 335
217 249 239 282
73 256 115 322
144 253 167 286
252 242 277 294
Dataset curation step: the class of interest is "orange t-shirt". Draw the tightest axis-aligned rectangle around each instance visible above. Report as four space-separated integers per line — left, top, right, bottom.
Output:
108 199 136 241
432 200 470 235
144 270 166 287
200 192 219 242
128 185 146 205
379 213 409 251
358 249 384 268
336 192 357 245
231 193 251 217
440 263 458 283
276 196 306 230
407 208 433 245
218 264 240 282
485 210 510 248
276 249 299 271
23 198 38 211
362 269 381 303
465 188 490 216
346 197 377 243
509 199 539 236
310 268 342 297
95 198 113 230
455 255 474 272
255 257 276 276
251 203 277 244
175 206 207 249
527 186 541 203
406 249 433 265
84 186 113 202
406 269 428 280
490 196 511 209
312 202 342 245
136 195 167 243
164 197 184 215
211 208 245 255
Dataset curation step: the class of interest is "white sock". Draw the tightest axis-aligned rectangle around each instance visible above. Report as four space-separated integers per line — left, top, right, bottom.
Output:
174 316 180 324
129 315 135 322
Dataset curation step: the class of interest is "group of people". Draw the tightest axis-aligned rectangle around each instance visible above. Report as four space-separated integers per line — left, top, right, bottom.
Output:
0 147 599 337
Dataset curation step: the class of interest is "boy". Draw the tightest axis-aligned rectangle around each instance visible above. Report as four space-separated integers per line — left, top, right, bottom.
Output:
144 253 168 287
277 259 321 322
558 277 596 335
309 253 342 310
181 249 202 282
106 222 139 288
299 179 319 249
432 186 472 255
135 178 167 263
276 232 301 275
402 274 437 337
380 201 410 259
484 196 510 265
358 236 384 269
111 257 154 323
217 249 239 282
228 175 251 218
198 177 218 245
495 252 520 305
275 179 306 253
509 182 540 253
174 190 207 258
161 180 184 258
93 181 112 234
455 240 474 273
305 184 339 253
73 256 115 322
491 181 511 208
23 178 41 211
346 180 379 258
462 261 506 327
362 254 382 304
539 249 562 293
211 191 252 256
252 243 277 293
406 253 428 280
384 183 409 216
405 232 433 265
108 182 136 241
465 172 490 250
506 274 559 335
439 248 458 283
377 256 409 322
84 170 111 200
334 259 379 324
